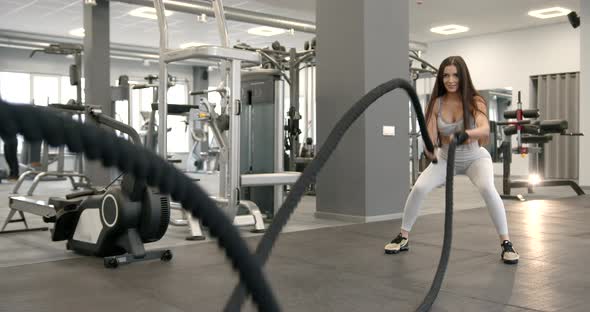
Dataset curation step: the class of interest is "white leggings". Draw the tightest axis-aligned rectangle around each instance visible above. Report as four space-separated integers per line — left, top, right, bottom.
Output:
401 145 509 236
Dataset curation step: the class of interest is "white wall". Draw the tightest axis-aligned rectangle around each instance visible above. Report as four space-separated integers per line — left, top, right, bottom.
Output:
580 2 590 186
422 22 580 176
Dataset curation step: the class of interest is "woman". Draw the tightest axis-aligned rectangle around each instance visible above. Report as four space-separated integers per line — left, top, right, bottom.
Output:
384 56 519 264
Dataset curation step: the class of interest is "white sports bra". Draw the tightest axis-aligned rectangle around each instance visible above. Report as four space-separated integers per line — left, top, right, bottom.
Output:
436 97 474 136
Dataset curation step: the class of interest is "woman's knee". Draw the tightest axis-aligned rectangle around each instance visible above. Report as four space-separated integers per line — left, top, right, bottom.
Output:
473 180 497 196
481 184 497 196
410 180 435 198
413 180 444 203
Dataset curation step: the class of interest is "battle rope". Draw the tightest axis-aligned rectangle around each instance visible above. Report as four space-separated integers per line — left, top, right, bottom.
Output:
415 139 455 312
224 78 453 312
0 77 455 312
0 101 280 312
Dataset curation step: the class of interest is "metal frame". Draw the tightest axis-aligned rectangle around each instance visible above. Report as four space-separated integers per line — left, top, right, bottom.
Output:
14 44 91 196
12 171 90 196
117 0 316 33
0 197 52 234
498 96 586 202
274 78 286 211
409 53 436 185
500 139 585 200
235 43 315 187
153 0 301 237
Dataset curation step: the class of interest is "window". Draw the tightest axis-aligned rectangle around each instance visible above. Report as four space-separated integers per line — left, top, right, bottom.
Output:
206 86 223 147
167 83 189 153
115 100 130 125
0 72 31 154
129 87 154 131
140 88 154 114
60 76 85 104
207 86 222 115
0 72 31 103
32 75 59 106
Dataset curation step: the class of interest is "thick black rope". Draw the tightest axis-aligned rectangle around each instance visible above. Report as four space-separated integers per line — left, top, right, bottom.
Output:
224 78 452 312
0 77 455 312
0 101 280 312
415 139 455 312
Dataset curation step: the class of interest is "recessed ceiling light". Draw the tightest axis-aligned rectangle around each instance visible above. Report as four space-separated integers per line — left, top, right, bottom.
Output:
247 26 286 37
128 7 173 20
430 24 469 35
528 7 571 19
179 42 206 49
68 28 85 37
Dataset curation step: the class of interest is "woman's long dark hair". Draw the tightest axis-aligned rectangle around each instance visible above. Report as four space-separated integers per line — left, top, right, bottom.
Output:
424 56 487 144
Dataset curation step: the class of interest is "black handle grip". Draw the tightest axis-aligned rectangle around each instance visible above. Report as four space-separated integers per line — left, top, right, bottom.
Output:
496 120 531 126
190 88 225 96
503 109 539 119
150 104 200 114
133 84 150 90
65 189 97 200
562 132 584 136
48 103 86 112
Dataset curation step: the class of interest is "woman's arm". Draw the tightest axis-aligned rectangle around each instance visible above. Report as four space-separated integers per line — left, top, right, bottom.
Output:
465 97 489 142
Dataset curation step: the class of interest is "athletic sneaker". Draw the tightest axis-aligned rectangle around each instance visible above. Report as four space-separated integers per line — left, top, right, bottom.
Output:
501 240 519 264
384 233 409 254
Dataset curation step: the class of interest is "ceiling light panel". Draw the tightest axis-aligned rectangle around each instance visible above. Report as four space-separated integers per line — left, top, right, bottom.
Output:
430 24 469 35
247 26 286 37
528 7 571 19
128 7 173 20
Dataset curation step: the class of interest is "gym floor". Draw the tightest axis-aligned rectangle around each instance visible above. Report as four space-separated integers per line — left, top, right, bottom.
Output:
0 174 588 311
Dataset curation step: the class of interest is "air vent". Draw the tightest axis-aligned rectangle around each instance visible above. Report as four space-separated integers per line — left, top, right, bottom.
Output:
159 196 170 237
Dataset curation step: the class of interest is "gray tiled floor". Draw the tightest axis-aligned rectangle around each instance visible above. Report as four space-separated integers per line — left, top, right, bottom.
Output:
0 173 588 311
